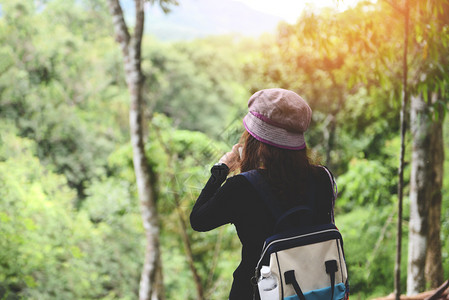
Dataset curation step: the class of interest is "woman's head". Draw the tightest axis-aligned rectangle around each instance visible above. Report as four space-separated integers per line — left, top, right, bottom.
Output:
238 88 314 204
242 88 312 150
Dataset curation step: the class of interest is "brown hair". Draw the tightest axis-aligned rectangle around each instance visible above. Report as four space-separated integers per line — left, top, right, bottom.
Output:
238 131 314 208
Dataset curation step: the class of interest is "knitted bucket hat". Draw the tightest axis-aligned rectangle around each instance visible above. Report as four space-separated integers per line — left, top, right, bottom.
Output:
243 88 312 150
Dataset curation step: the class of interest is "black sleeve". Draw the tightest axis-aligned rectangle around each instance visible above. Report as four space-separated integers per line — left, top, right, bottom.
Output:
190 164 243 232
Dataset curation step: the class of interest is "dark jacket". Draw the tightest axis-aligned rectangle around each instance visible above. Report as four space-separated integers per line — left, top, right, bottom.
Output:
190 165 335 299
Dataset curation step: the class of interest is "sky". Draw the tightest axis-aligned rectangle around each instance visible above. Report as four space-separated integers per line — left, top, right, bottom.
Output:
233 0 365 23
140 0 371 40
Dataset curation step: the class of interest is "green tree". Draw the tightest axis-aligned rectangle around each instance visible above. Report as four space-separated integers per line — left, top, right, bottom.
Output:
239 1 449 297
106 1 177 299
144 37 246 137
0 0 124 201
404 0 449 293
0 126 151 299
241 4 405 173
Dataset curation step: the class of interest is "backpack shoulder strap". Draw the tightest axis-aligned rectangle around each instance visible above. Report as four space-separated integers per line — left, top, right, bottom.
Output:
240 170 315 231
319 165 337 224
240 170 283 220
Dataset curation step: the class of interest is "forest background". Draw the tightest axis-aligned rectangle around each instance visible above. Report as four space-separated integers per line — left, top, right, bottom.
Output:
0 0 448 299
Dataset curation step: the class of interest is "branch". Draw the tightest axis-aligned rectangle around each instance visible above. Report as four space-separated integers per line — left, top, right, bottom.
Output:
148 0 179 13
383 0 406 15
388 0 404 13
366 208 396 277
206 227 224 292
134 0 145 51
424 279 449 300
152 125 205 300
107 0 131 57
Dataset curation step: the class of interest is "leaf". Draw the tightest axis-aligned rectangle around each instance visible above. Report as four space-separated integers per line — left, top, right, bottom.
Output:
70 246 83 259
23 217 37 230
0 212 10 222
434 106 440 121
441 81 446 98
24 275 37 288
434 100 448 122
422 42 428 60
422 84 429 103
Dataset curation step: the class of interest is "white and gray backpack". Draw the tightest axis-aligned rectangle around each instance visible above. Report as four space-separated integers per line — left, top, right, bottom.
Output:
242 168 349 300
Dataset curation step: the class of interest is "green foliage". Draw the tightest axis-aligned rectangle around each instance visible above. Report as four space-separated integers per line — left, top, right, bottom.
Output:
104 112 242 299
0 130 78 297
333 134 413 298
337 157 395 210
0 0 448 299
143 37 247 137
337 206 409 299
146 114 240 299
0 0 125 200
0 128 145 299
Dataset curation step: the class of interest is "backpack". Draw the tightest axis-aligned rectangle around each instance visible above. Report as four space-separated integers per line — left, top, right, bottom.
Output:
241 168 349 300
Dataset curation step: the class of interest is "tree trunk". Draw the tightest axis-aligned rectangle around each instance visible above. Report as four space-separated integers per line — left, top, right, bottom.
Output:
407 91 439 295
153 126 205 300
407 91 445 293
176 205 205 300
107 1 164 299
170 157 204 299
424 92 444 289
395 2 409 298
152 262 164 300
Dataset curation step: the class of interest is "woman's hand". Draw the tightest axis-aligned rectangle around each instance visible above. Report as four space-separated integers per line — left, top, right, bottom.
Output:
218 144 242 171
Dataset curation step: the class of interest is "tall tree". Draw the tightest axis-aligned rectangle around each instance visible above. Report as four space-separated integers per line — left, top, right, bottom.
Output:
424 92 445 288
395 1 409 298
106 0 176 299
153 122 205 300
407 90 445 294
407 0 448 294
422 1 449 288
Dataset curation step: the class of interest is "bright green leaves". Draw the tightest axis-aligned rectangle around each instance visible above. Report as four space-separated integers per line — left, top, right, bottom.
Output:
82 178 134 223
0 0 448 299
337 157 396 210
143 38 246 138
0 131 76 297
0 129 146 299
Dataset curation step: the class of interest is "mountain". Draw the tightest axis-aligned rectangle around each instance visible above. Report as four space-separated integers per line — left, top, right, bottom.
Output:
143 0 283 41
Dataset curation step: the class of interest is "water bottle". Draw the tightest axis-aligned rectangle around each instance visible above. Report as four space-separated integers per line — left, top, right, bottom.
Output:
257 266 279 300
